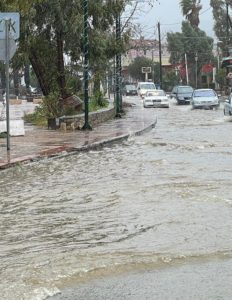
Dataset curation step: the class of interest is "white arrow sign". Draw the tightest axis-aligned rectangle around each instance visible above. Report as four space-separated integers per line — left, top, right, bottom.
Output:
0 38 18 62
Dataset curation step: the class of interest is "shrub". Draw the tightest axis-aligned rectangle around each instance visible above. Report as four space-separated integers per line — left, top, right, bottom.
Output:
39 92 62 119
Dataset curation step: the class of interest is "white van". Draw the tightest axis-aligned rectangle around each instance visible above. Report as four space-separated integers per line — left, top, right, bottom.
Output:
137 82 157 98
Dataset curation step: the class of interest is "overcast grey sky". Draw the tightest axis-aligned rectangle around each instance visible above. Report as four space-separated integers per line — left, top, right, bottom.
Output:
136 0 214 40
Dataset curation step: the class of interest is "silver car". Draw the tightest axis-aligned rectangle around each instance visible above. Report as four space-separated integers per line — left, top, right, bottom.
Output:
143 90 169 108
191 89 219 109
224 93 232 116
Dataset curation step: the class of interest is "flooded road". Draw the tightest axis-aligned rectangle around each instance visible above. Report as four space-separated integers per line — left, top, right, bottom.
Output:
1 97 232 299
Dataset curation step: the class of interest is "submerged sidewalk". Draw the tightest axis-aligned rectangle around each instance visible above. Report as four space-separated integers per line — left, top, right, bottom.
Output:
0 103 157 169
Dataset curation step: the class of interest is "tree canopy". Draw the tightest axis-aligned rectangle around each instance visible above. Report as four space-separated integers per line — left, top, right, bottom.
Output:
127 56 160 82
0 0 136 99
210 0 232 56
167 22 214 85
179 0 202 28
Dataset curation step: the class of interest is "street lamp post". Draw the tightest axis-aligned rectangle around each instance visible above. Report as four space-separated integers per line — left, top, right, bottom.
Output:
115 11 121 117
5 19 10 150
82 0 92 130
158 22 163 89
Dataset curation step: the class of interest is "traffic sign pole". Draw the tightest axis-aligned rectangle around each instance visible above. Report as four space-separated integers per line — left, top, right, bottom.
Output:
5 19 10 150
0 13 20 150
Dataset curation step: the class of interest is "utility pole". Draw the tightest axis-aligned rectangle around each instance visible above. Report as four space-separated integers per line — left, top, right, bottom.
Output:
82 0 92 130
195 52 198 88
185 53 189 85
151 48 154 82
158 22 162 89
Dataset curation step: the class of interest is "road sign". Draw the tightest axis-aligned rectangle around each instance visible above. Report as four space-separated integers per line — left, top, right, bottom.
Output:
227 72 232 79
0 12 20 40
0 38 17 61
142 67 151 73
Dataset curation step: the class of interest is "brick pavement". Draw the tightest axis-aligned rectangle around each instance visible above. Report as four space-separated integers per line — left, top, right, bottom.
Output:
0 103 157 169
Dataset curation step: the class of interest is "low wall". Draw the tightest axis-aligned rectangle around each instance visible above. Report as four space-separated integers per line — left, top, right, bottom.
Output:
59 105 115 130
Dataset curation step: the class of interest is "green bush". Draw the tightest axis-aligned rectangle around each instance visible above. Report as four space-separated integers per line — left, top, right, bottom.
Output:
89 91 108 111
24 92 62 126
24 91 109 127
39 92 62 118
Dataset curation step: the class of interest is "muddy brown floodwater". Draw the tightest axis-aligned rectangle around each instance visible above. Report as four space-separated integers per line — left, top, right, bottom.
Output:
1 99 232 300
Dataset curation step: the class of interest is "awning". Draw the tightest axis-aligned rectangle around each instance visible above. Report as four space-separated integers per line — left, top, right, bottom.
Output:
221 56 232 68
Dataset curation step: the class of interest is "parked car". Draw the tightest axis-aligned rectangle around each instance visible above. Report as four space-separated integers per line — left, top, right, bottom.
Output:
122 84 137 96
191 88 219 109
171 85 193 104
137 82 156 98
143 90 169 108
224 93 232 115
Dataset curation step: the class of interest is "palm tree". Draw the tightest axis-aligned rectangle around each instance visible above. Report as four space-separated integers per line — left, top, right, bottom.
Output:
180 0 202 28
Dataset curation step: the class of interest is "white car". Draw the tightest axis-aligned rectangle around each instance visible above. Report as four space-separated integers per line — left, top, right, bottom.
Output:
191 89 219 109
137 82 156 98
224 93 232 116
143 90 169 108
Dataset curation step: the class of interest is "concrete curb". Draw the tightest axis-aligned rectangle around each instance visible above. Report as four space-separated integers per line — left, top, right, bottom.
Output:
0 117 157 170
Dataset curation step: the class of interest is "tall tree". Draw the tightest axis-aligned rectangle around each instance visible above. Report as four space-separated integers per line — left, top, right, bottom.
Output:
210 0 232 56
180 0 202 28
167 22 214 85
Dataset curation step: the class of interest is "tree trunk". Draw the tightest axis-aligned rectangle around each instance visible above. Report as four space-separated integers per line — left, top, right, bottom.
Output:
24 63 30 91
29 48 50 96
13 70 20 96
1 69 6 92
93 70 101 94
56 30 68 100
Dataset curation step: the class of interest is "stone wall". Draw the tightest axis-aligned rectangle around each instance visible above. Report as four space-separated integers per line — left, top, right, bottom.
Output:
59 105 115 130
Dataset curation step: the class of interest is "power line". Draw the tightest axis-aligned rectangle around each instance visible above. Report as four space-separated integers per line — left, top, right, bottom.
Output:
200 7 211 15
161 22 182 26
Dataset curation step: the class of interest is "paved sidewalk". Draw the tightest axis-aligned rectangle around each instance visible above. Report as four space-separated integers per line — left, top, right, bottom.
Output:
0 103 157 169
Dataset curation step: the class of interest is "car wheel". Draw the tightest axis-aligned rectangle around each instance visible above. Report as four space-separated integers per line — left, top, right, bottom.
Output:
224 109 226 115
229 110 232 116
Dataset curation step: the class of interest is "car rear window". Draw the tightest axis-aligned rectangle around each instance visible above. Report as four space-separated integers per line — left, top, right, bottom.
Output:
147 90 165 96
126 85 136 89
177 87 193 93
140 83 156 89
193 90 216 97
